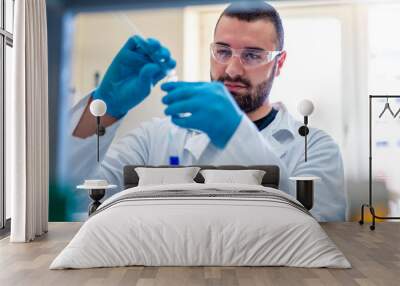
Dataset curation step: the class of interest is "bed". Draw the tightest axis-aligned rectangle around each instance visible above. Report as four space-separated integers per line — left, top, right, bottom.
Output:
50 165 350 269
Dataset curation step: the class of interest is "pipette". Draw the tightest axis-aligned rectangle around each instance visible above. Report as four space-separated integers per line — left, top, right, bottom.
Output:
117 13 178 81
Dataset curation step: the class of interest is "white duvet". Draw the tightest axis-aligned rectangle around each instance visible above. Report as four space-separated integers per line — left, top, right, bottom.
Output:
50 183 351 269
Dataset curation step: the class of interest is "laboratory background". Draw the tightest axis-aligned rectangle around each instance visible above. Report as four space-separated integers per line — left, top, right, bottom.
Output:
34 0 400 221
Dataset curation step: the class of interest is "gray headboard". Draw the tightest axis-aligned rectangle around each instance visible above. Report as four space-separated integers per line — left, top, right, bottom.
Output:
123 165 280 189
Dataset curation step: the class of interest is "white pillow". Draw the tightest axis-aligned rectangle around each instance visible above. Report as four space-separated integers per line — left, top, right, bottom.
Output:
200 169 266 185
135 167 201 186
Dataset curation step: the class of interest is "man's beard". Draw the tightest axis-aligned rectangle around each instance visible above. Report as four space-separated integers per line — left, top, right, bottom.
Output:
211 63 277 113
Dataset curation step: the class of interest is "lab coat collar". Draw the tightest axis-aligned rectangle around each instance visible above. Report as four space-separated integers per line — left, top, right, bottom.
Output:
268 102 298 138
264 102 298 157
183 102 298 160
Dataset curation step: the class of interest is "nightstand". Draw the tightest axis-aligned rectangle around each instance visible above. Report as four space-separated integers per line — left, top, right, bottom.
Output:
289 176 320 210
77 181 117 215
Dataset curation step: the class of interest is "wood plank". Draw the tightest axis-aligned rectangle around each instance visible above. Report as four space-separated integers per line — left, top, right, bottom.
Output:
0 222 400 286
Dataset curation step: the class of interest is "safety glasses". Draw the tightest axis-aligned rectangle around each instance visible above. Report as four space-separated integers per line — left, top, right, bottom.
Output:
210 43 282 68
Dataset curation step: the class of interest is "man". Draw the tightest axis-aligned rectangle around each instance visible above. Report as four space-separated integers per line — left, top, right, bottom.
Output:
68 1 346 221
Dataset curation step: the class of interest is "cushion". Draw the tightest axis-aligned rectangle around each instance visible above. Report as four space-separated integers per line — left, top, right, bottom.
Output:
135 167 201 186
200 169 266 185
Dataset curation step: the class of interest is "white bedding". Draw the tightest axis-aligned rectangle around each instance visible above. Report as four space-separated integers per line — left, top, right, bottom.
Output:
50 183 351 269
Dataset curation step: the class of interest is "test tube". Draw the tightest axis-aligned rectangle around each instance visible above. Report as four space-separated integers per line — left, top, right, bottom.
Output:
168 128 180 166
165 69 178 82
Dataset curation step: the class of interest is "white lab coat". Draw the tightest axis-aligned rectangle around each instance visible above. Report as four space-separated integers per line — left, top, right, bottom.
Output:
66 95 346 222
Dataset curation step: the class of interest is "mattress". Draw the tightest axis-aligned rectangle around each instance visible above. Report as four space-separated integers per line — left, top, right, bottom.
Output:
50 183 351 269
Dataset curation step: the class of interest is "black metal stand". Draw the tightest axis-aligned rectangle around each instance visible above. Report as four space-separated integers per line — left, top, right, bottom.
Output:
95 117 106 162
298 116 310 162
88 189 105 216
359 95 400 230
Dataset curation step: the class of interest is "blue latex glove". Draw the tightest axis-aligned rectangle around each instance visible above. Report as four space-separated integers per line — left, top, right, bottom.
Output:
93 35 176 119
161 81 243 148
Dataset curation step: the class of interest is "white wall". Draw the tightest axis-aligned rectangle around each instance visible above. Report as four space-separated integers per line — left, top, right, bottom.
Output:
69 2 400 221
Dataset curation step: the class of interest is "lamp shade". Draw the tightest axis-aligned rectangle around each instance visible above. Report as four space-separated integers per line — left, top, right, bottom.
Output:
298 99 314 116
90 99 107 117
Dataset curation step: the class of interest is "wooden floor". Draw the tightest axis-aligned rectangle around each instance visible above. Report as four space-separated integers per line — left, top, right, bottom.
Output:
0 222 399 286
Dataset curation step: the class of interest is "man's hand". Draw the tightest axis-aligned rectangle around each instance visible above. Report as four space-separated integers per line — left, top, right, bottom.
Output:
93 35 176 119
161 81 243 148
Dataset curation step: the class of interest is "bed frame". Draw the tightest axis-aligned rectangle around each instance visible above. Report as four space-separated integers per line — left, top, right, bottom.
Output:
123 165 280 189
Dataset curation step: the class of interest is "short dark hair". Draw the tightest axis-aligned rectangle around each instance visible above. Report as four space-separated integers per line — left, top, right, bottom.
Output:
215 1 284 50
